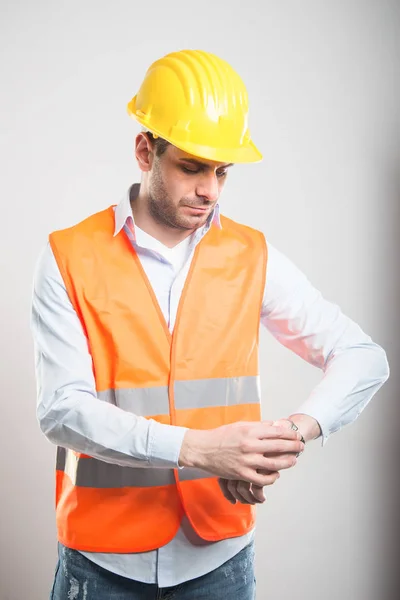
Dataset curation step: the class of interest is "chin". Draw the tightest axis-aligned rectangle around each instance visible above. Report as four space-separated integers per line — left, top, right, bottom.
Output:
189 214 209 226
178 217 207 230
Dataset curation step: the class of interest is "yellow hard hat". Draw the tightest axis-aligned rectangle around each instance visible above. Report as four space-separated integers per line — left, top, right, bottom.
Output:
127 49 262 164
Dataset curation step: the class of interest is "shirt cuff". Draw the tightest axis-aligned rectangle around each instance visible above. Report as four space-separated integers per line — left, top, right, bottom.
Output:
147 419 188 468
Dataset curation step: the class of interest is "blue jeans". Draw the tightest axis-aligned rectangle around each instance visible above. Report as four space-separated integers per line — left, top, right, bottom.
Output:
50 540 256 599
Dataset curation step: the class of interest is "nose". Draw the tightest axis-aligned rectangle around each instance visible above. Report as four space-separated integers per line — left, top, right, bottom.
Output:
195 173 220 203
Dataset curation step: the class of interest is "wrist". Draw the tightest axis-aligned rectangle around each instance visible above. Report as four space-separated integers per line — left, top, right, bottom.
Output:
179 429 209 469
288 413 322 443
272 418 306 456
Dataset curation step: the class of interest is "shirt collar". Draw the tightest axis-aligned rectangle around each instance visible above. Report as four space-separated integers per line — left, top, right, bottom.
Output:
113 183 222 240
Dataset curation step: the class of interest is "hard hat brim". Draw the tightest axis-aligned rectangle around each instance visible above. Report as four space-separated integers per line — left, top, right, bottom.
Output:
128 105 263 165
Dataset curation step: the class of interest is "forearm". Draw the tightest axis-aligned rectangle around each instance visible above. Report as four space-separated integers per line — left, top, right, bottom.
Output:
291 345 389 446
261 241 390 448
38 387 187 468
32 243 188 469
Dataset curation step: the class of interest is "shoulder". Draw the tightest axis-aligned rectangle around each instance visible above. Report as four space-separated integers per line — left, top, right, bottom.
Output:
49 206 115 243
219 214 266 250
32 242 69 307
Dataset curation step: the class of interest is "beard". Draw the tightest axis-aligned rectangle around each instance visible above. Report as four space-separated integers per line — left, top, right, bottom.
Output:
147 160 213 231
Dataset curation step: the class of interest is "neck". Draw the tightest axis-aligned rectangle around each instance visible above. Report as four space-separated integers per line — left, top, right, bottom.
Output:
130 188 198 249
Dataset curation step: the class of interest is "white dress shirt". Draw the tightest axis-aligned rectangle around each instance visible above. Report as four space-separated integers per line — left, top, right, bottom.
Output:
30 185 389 587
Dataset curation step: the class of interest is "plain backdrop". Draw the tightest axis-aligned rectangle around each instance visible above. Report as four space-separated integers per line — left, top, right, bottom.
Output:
0 1 399 599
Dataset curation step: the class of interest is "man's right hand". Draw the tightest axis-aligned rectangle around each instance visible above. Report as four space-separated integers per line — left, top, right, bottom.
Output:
178 421 305 487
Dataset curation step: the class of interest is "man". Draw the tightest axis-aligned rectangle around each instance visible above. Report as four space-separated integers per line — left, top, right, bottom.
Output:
31 49 389 600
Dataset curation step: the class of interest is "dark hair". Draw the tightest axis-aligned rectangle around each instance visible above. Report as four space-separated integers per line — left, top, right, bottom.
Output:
145 131 171 157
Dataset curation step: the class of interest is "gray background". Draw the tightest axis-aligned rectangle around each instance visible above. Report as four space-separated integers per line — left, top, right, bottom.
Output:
0 1 399 599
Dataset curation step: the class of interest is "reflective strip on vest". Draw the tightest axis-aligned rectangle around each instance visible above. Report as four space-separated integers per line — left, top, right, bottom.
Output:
174 376 260 410
98 386 169 416
97 375 260 416
56 447 214 488
57 376 260 489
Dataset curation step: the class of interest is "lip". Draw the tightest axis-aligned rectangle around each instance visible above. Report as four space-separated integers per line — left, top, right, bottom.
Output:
183 205 210 213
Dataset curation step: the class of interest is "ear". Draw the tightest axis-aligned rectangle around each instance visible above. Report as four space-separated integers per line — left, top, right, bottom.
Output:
135 132 155 172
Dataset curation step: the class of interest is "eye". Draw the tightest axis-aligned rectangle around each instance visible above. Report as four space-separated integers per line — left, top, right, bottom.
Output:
181 165 227 178
181 166 199 174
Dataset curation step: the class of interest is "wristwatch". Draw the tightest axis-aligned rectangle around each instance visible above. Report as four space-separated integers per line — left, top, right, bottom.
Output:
287 420 306 456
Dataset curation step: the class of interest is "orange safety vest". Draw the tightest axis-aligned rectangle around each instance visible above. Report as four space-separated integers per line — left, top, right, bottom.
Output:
49 205 267 553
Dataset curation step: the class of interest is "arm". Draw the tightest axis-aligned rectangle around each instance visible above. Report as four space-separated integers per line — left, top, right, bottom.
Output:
261 241 390 444
30 242 187 468
219 241 389 505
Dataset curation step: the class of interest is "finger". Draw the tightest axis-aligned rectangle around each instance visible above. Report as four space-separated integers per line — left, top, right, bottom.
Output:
255 423 303 441
236 481 259 504
254 439 305 456
227 480 254 505
266 439 305 452
258 454 298 472
250 484 266 503
247 438 303 460
218 478 237 504
272 419 293 429
241 469 280 487
264 451 301 460
224 478 267 504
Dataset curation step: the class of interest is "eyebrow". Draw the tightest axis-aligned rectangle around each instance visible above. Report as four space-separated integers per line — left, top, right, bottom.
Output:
179 158 234 170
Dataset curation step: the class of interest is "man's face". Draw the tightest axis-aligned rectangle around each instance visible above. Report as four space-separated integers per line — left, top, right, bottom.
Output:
147 144 233 231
